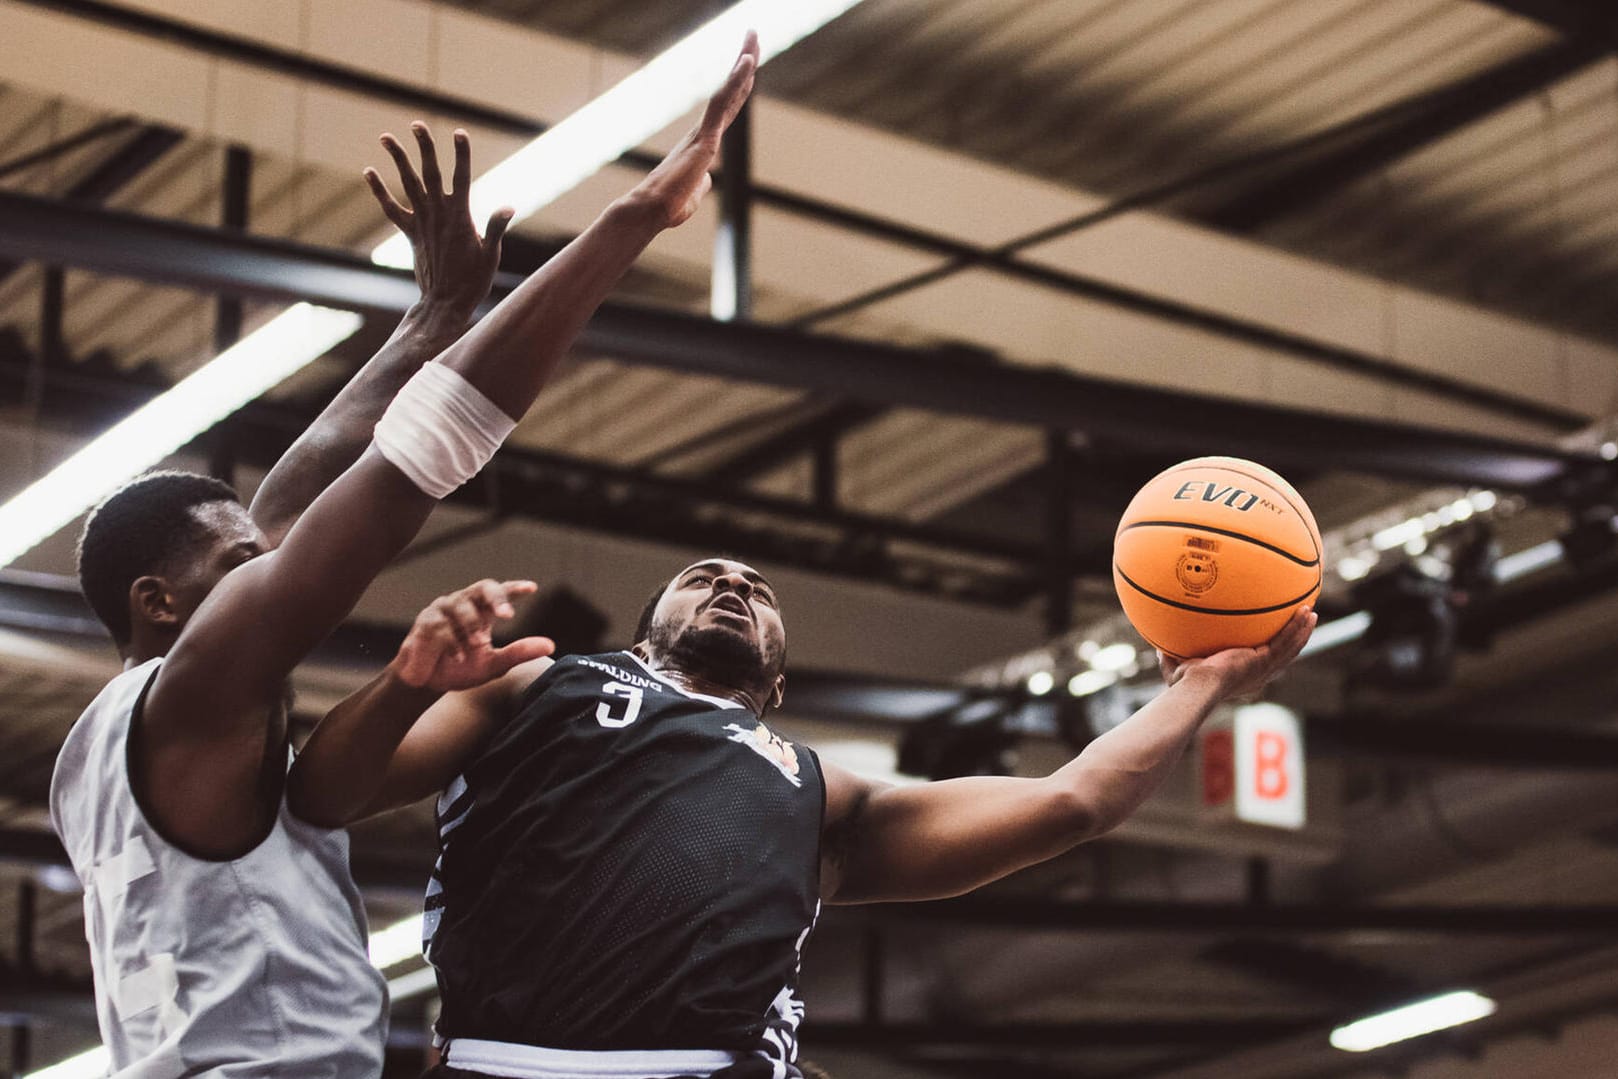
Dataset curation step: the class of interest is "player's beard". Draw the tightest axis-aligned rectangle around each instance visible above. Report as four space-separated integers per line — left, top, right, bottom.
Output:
653 618 776 693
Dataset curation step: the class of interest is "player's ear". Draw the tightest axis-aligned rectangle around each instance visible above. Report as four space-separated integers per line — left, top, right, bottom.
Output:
631 641 652 662
769 674 785 711
130 575 179 631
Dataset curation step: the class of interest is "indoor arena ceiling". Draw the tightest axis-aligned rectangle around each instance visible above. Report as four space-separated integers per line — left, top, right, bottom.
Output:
4 1 1618 1077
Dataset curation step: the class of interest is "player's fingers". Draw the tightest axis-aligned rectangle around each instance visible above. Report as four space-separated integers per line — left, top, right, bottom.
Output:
489 636 555 675
490 579 537 619
451 129 472 201
380 133 428 208
412 122 444 197
468 579 512 620
364 168 413 233
426 601 478 654
1267 608 1314 672
700 33 758 138
445 594 491 645
484 207 514 251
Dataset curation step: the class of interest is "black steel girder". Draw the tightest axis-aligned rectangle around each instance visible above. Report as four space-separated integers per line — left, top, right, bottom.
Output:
0 191 1600 493
17 563 1618 773
1481 0 1618 42
0 117 134 181
1 819 1614 937
1196 38 1604 232
875 897 1618 936
799 1018 1317 1051
0 354 1060 605
7 0 1585 431
0 124 182 288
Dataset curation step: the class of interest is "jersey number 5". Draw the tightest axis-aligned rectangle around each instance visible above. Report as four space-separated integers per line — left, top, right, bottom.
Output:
596 682 644 729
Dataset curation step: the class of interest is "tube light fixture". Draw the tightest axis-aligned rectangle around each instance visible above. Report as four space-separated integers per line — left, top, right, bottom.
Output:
367 913 426 970
23 1048 109 1079
372 0 865 270
0 303 362 568
1 2 863 571
1329 990 1496 1052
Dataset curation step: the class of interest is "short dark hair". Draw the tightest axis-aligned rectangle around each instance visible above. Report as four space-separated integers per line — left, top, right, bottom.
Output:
77 470 241 647
633 575 674 644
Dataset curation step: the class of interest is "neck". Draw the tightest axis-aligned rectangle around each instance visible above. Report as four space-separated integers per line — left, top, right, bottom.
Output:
645 655 766 716
123 633 176 669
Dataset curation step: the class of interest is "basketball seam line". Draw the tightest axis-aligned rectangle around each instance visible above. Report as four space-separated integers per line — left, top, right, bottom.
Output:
1115 565 1320 616
1117 520 1320 567
1184 463 1320 561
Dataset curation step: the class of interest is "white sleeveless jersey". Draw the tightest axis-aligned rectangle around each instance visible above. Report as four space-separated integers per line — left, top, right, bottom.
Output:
50 658 387 1077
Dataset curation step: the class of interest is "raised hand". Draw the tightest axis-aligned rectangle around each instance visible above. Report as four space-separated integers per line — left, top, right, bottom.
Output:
391 579 554 693
629 31 760 230
365 123 515 313
1159 607 1316 701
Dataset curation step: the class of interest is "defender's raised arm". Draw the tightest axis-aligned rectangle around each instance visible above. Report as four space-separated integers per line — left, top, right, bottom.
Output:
139 34 761 859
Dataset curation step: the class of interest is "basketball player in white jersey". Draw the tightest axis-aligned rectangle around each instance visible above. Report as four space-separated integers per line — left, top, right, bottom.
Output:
50 38 760 1076
291 554 1313 1079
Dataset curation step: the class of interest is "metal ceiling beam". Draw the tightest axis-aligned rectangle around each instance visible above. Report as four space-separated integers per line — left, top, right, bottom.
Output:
751 36 1606 466
1197 38 1605 233
1480 0 1618 42
0 123 181 287
2 821 1613 937
800 1018 1317 1051
878 897 1618 936
0 192 1599 493
15 565 1618 773
1321 712 1618 770
695 401 883 484
0 356 1065 603
7 0 1586 433
0 116 134 180
0 826 429 895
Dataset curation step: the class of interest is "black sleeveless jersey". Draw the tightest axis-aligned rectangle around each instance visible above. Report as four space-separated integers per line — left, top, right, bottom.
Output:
424 651 825 1072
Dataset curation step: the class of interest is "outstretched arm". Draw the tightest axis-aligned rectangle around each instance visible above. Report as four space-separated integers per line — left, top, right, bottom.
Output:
287 579 554 827
140 36 761 857
249 126 512 548
820 609 1315 904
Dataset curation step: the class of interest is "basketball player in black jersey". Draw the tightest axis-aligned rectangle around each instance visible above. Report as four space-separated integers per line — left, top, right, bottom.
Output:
293 554 1315 1078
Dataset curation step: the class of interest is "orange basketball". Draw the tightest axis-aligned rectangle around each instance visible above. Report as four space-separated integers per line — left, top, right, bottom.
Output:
1113 456 1321 659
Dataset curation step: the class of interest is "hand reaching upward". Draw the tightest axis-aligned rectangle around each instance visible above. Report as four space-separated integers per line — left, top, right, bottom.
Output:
631 31 760 230
365 124 515 314
391 579 554 693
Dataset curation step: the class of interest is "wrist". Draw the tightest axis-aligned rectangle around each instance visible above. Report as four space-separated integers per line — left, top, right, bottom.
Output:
405 297 478 342
383 654 444 700
604 190 673 236
1173 662 1236 701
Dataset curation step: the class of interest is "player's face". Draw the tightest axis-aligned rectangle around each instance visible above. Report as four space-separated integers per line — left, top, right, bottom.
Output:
650 558 786 685
162 502 270 630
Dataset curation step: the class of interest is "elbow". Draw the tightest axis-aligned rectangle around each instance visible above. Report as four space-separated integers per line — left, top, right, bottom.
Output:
284 768 357 830
1046 783 1106 848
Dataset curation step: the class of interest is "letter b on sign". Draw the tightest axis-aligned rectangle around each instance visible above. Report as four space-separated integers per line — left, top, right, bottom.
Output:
1254 731 1289 800
1235 704 1304 830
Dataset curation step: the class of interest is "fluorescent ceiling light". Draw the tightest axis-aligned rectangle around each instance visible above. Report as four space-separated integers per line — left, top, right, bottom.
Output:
1068 669 1118 697
1330 990 1496 1052
386 964 440 1004
0 303 361 568
1089 642 1138 672
368 913 425 969
23 1048 110 1079
0 1 860 571
373 0 865 269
